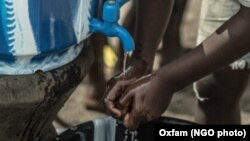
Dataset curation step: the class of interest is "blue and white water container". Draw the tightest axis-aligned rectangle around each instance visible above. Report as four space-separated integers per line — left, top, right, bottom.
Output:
0 0 99 74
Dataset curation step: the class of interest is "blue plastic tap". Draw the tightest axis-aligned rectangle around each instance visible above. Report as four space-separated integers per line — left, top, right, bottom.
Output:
90 0 134 52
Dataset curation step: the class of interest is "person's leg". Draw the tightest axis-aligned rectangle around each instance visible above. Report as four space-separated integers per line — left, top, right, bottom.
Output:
194 67 249 124
84 34 107 112
160 0 188 66
194 0 249 124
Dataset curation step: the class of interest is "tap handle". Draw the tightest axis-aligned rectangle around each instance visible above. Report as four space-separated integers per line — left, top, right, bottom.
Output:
103 0 120 23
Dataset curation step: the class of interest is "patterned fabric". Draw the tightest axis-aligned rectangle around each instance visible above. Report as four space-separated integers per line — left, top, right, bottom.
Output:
0 0 97 74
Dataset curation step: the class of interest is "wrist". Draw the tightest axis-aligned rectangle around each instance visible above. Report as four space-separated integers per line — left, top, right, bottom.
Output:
131 48 154 73
131 57 151 74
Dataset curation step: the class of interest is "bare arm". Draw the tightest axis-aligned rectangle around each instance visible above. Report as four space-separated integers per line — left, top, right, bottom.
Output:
132 0 174 71
104 0 174 118
119 5 250 129
152 5 250 93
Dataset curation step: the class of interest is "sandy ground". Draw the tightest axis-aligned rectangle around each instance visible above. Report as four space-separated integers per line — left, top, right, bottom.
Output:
54 0 250 128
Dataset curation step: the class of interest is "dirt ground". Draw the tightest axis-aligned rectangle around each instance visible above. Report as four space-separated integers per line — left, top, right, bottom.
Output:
54 0 250 129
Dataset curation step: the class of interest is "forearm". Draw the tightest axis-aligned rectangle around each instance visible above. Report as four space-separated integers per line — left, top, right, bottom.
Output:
156 5 250 92
133 0 174 71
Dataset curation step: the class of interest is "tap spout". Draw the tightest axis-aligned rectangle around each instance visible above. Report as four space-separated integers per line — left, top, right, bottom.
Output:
90 18 134 52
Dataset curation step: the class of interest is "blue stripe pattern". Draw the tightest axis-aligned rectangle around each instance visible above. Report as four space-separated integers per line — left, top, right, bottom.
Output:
0 0 100 74
28 0 77 54
0 0 99 58
0 0 15 59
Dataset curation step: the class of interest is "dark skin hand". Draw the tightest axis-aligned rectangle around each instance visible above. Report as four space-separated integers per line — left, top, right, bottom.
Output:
104 0 174 118
105 5 250 130
104 59 147 118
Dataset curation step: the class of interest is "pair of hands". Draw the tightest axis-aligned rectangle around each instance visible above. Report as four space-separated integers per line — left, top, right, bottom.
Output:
103 60 174 130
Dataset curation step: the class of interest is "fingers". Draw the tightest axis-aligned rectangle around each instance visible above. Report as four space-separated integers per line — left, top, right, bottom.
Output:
104 80 134 118
119 91 135 118
123 94 144 130
123 111 141 130
104 73 134 98
119 91 134 108
120 82 148 107
106 80 134 101
105 100 122 118
105 74 121 96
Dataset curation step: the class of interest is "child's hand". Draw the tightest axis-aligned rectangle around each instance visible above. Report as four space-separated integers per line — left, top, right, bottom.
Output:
104 79 135 119
103 59 149 118
118 74 174 130
105 59 148 94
